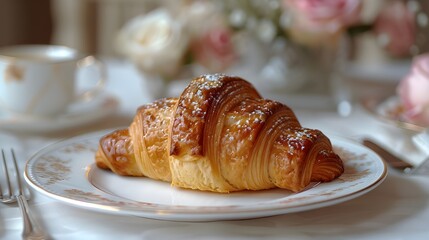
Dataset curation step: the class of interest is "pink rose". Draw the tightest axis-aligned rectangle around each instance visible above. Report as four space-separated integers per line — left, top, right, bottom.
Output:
284 0 362 46
397 53 429 126
190 28 236 72
374 0 416 57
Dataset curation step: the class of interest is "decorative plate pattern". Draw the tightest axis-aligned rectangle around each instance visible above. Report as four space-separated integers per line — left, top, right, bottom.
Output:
24 129 387 221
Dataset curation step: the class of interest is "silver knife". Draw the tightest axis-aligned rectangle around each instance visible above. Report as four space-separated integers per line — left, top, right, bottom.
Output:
363 138 429 174
410 156 429 174
362 139 414 173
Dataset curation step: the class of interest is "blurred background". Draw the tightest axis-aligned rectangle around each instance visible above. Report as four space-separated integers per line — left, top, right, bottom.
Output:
0 0 160 56
1 0 428 111
0 0 429 65
2 0 427 58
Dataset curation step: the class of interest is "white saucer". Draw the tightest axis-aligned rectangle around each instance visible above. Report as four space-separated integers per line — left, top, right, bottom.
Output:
361 96 426 132
0 94 119 133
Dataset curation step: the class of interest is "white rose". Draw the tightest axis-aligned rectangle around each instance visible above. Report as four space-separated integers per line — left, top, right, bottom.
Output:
116 9 188 77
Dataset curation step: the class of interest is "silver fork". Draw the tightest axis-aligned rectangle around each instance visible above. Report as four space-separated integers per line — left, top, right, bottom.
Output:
1 149 50 240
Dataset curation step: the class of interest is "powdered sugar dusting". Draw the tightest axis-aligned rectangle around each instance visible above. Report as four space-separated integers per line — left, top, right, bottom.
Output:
203 73 226 81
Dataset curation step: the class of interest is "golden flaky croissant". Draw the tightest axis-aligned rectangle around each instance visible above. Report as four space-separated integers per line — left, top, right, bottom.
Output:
95 74 344 193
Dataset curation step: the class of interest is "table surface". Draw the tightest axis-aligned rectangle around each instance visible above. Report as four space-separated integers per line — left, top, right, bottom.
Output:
1 59 428 240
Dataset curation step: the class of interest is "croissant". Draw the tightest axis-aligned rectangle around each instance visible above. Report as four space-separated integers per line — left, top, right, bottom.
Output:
95 74 344 193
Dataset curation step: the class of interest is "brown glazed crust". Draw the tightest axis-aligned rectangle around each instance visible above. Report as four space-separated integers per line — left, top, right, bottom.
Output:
170 74 261 157
95 129 140 176
129 98 177 181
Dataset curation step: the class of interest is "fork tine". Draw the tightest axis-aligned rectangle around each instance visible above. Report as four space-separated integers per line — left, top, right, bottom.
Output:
2 149 49 239
0 150 3 199
10 149 23 196
1 149 12 199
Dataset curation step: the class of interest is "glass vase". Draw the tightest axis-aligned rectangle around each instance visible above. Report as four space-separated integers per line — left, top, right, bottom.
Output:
259 39 339 95
139 65 195 101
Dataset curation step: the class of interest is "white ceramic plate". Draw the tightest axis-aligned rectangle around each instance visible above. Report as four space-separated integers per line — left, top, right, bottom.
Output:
24 130 387 221
0 94 119 133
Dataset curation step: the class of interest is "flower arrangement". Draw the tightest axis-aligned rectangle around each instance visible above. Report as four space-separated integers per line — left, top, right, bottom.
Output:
116 1 236 80
115 0 364 77
373 0 418 57
219 0 364 93
220 0 363 47
115 0 428 97
397 53 429 126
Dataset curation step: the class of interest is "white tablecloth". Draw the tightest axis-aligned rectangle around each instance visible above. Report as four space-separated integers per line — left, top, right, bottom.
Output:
1 60 428 240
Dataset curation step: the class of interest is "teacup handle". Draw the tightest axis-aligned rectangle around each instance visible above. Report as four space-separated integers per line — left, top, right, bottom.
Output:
75 56 107 101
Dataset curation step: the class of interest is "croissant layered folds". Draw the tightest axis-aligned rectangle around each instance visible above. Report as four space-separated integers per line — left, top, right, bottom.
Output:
95 74 344 193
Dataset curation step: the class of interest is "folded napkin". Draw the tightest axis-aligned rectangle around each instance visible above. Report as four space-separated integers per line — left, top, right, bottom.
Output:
413 128 429 155
410 128 429 174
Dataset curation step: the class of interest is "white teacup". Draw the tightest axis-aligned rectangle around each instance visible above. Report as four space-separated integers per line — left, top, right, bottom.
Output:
0 45 106 116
